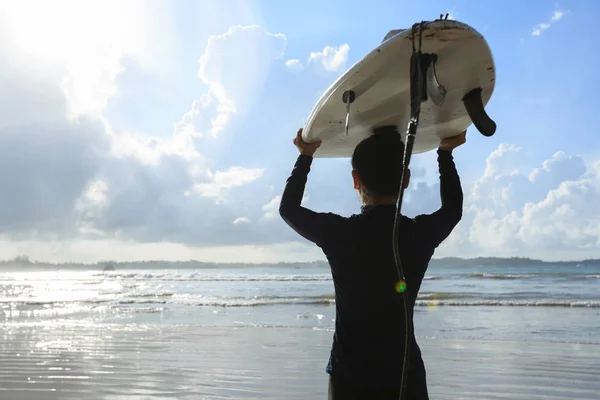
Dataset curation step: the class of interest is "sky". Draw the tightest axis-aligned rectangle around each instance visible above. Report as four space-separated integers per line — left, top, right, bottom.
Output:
0 0 599 263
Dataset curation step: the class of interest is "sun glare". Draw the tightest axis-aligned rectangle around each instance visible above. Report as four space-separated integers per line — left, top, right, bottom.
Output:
5 1 94 61
2 0 149 118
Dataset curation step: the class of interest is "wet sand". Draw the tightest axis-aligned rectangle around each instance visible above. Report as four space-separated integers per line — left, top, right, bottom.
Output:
1 324 599 399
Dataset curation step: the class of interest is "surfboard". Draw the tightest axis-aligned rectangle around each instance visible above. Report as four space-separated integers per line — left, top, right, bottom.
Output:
302 19 496 158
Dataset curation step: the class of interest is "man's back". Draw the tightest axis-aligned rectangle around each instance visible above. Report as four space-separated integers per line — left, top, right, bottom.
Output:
279 129 464 399
319 205 435 390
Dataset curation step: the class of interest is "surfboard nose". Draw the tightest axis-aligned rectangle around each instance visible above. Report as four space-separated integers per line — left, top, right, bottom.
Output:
382 29 406 42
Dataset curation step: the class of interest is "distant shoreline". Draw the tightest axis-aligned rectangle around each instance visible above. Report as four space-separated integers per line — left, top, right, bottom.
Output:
1 256 599 271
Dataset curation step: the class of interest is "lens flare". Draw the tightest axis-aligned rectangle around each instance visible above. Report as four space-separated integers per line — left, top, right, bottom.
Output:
395 280 407 293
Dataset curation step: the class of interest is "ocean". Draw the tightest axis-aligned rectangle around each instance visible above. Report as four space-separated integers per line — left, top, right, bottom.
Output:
1 263 599 399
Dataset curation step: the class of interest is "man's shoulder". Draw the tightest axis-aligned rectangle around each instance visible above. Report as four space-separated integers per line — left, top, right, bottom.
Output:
400 214 419 228
323 211 351 222
317 211 353 232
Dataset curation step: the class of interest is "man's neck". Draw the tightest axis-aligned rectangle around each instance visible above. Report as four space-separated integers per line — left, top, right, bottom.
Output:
362 195 397 207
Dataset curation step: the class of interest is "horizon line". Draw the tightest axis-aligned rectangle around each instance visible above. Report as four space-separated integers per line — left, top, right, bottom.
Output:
2 255 599 266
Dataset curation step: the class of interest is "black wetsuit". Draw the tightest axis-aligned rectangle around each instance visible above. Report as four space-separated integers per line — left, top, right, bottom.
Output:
279 149 463 400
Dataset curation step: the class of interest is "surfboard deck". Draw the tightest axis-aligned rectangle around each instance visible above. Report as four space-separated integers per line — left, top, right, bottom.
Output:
302 19 496 158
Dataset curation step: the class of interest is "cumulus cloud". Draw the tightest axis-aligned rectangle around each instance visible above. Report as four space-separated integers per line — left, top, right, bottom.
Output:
252 141 600 262
191 25 286 137
85 25 289 246
285 59 304 72
262 192 309 220
308 44 350 72
0 12 293 252
194 167 264 199
262 195 282 220
420 144 600 260
76 179 110 235
285 43 350 73
532 10 565 36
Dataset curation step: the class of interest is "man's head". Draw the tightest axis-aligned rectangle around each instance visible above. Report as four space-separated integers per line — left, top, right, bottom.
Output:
351 126 410 205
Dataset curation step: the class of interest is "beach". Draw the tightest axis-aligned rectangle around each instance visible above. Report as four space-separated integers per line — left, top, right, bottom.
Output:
2 325 599 399
1 265 600 399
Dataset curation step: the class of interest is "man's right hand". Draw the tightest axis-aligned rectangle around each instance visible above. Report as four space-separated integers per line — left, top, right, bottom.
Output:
293 128 322 157
439 130 466 151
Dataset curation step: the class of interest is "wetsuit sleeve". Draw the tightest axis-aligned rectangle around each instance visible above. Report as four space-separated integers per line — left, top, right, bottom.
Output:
279 155 344 248
414 148 463 249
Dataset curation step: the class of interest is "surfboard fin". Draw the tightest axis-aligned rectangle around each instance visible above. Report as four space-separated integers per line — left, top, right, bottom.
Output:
462 88 496 137
342 90 356 136
424 54 446 106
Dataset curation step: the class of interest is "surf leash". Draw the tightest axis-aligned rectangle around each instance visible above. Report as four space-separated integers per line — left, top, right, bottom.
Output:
392 20 427 400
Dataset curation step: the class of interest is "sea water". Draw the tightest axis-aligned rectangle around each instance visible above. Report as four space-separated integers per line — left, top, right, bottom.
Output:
2 263 599 344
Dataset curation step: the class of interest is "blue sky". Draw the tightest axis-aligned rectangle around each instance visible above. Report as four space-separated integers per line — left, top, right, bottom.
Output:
0 0 599 263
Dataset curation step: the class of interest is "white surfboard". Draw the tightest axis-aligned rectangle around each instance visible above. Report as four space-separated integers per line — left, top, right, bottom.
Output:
302 19 496 158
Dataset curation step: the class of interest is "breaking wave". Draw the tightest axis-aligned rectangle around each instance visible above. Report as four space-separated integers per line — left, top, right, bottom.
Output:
7 292 598 308
467 273 600 280
94 271 600 283
101 272 333 282
415 300 600 308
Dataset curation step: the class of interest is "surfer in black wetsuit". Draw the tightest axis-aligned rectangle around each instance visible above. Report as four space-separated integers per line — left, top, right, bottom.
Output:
279 125 465 400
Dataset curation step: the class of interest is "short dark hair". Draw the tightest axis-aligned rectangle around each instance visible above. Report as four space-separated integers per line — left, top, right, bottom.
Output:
351 126 405 197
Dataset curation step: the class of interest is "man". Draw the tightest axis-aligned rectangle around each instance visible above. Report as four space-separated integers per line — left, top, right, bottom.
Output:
279 125 465 399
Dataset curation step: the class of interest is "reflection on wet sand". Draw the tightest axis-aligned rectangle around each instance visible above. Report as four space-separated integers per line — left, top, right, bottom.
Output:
2 324 600 399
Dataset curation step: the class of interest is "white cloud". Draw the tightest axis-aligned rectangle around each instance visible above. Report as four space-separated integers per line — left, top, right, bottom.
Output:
428 144 600 260
532 23 551 36
194 167 264 198
308 44 350 72
285 44 350 74
0 15 294 253
262 193 309 220
106 123 204 167
263 195 282 220
551 10 565 22
233 217 250 225
532 9 565 36
87 24 289 247
193 25 286 137
285 59 304 72
80 180 109 206
482 143 524 178
75 179 109 236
